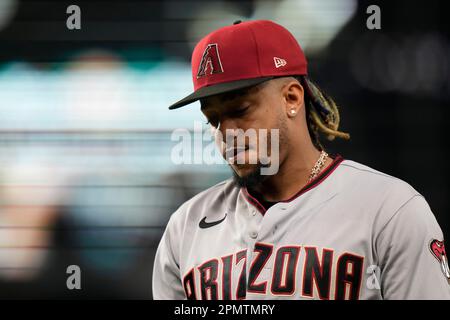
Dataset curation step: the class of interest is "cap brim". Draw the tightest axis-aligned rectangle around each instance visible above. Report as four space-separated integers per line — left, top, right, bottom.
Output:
168 77 274 110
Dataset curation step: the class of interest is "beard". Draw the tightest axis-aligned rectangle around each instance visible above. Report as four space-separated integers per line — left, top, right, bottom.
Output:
231 163 271 189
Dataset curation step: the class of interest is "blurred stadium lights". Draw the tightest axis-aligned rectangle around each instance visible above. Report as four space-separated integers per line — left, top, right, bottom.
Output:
0 53 201 131
252 0 357 53
350 32 450 98
186 0 357 53
0 44 229 287
64 50 131 127
0 159 70 205
0 0 18 31
184 1 248 49
0 158 66 281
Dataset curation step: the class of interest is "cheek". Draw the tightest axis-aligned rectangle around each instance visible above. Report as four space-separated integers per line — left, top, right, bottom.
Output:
261 112 286 155
246 105 274 130
262 100 282 124
253 130 272 158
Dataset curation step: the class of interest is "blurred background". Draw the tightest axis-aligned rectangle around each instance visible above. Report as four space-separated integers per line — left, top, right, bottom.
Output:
0 0 448 299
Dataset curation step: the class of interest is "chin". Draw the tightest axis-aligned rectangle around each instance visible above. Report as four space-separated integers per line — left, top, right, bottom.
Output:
231 163 268 189
231 163 258 177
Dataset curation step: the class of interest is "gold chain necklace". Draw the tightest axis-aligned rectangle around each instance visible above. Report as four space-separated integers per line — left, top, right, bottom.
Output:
308 151 329 182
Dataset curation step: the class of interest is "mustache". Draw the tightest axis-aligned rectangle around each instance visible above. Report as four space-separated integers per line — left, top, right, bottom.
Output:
221 142 251 159
214 130 274 161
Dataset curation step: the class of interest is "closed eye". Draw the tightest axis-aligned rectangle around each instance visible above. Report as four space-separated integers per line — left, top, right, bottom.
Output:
228 106 249 117
204 105 250 128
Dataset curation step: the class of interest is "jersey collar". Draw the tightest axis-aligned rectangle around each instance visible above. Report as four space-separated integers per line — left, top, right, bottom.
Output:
242 154 344 215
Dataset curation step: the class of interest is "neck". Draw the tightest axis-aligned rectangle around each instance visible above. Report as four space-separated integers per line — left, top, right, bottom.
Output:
250 139 331 202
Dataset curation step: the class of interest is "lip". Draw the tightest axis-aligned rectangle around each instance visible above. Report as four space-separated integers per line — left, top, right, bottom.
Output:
223 146 249 162
225 146 246 154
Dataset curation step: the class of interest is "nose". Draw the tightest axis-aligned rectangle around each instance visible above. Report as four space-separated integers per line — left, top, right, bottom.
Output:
214 118 239 143
213 119 243 157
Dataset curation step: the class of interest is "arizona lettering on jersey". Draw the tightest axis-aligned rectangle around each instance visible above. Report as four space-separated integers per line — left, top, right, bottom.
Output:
183 244 364 300
153 156 450 300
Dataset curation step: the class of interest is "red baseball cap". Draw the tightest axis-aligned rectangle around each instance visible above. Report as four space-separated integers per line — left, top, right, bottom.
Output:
169 20 308 110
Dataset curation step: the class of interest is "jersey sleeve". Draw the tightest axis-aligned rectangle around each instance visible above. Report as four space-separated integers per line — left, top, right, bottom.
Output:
376 195 450 299
152 213 186 300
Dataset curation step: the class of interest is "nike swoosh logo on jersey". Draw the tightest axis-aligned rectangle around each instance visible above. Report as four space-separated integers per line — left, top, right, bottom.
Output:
199 214 227 229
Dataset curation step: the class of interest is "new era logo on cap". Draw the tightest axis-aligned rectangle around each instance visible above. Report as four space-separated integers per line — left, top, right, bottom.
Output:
273 57 287 68
168 20 308 110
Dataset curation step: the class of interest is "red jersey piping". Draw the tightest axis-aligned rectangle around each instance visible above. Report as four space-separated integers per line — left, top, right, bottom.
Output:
242 154 344 215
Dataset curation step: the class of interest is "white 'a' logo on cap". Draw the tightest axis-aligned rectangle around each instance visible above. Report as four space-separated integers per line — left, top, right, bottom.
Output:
274 57 287 68
197 44 224 78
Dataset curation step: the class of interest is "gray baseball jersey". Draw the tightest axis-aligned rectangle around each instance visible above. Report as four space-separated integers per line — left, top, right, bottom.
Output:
152 155 450 299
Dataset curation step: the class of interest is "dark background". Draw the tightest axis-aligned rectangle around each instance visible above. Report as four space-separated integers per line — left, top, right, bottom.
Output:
0 0 448 299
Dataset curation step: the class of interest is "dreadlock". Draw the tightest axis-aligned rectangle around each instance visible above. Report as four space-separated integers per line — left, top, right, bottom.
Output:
294 75 350 151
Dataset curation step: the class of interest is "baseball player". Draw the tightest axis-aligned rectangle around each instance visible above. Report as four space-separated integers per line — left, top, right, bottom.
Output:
153 20 450 300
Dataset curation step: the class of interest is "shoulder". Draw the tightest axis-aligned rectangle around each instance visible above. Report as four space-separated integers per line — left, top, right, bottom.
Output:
337 159 420 199
335 158 432 229
166 178 239 229
334 161 447 298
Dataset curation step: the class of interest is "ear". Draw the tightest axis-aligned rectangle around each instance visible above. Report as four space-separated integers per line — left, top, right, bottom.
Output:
282 80 304 118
